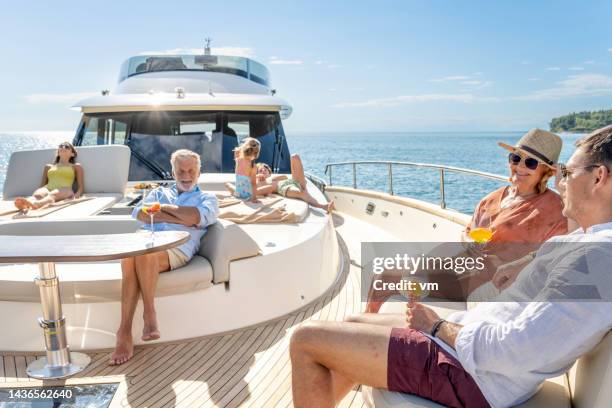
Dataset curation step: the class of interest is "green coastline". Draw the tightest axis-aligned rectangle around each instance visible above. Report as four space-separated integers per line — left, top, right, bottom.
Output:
550 110 612 133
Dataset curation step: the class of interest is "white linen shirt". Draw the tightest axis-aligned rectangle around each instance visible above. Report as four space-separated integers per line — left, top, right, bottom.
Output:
447 222 612 408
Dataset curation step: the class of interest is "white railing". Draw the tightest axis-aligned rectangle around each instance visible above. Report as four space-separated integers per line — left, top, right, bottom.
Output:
324 160 507 209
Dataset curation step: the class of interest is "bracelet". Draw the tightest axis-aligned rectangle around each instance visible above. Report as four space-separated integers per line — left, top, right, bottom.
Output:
141 207 149 215
430 319 446 337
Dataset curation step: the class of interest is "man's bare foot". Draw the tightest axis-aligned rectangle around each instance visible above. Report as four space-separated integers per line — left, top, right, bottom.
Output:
109 332 133 366
14 197 33 211
142 324 160 341
142 313 160 341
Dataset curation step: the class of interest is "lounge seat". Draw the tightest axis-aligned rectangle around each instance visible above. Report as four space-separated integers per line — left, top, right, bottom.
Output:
362 300 572 408
0 256 213 303
1 145 130 218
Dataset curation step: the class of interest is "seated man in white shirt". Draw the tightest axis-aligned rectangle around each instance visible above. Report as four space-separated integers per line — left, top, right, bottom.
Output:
110 149 219 366
289 125 612 408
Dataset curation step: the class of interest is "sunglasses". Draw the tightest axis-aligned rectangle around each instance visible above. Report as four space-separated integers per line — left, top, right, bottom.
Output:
508 152 540 170
58 144 72 150
557 163 603 180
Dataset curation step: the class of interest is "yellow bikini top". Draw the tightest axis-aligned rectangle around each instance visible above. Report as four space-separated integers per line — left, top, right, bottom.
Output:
46 164 75 190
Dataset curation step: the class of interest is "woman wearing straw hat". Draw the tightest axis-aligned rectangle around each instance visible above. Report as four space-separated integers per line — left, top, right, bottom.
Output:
463 128 569 291
366 128 568 310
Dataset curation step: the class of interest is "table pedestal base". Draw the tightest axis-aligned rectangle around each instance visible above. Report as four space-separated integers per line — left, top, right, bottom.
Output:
26 352 91 379
27 262 91 379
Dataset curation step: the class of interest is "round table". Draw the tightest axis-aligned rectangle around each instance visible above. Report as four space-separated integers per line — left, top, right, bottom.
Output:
0 230 189 379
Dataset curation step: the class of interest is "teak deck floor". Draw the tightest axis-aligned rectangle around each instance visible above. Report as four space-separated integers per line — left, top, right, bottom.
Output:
0 227 366 407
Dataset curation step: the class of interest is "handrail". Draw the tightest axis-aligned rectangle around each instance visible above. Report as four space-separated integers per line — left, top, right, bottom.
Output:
324 160 507 209
305 172 327 192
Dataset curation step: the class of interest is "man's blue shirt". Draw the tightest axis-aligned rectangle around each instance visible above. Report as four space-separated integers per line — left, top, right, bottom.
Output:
132 184 219 258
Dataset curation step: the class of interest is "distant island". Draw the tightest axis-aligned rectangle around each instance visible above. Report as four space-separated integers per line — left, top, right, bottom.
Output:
550 110 612 133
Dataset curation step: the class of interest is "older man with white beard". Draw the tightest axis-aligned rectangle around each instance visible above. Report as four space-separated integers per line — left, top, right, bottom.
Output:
110 149 218 365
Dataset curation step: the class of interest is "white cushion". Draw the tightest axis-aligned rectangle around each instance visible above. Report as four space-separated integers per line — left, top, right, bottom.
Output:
569 331 612 408
0 256 213 303
199 219 261 283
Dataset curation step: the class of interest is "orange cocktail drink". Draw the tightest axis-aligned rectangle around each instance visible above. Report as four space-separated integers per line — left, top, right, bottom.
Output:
142 202 161 243
468 227 494 244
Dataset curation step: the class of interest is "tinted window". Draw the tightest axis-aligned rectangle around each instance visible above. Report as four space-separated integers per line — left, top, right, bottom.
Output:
76 111 290 180
80 115 129 146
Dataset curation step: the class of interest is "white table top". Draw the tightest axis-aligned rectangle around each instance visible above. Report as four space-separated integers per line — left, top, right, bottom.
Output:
0 231 190 263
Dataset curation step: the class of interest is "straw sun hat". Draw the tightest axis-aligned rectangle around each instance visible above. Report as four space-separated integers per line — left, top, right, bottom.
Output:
498 128 562 168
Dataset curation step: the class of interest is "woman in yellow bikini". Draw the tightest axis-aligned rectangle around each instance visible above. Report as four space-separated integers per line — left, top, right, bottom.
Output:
14 142 84 211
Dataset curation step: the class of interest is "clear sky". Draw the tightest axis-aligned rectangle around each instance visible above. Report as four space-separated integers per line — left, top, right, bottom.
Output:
1 0 611 133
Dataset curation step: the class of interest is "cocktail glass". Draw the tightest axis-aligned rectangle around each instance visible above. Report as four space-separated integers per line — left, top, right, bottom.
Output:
399 274 430 303
142 201 161 245
468 211 494 244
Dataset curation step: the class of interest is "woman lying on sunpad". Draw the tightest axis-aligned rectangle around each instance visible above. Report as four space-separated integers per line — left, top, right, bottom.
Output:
226 153 333 212
14 142 84 211
255 155 334 213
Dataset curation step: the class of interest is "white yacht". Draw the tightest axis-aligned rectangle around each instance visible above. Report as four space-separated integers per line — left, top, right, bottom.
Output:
0 44 609 408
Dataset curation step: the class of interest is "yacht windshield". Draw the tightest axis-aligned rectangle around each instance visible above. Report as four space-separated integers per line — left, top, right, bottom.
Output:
74 111 290 180
118 55 270 87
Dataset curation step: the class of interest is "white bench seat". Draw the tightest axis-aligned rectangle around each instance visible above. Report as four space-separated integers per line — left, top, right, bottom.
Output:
0 256 213 303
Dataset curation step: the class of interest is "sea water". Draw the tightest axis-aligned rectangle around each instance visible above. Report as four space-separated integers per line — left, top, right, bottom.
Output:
0 131 582 214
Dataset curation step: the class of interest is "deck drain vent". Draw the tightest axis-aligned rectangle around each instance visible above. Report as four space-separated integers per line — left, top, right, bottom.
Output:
365 202 376 215
381 211 389 217
432 223 437 229
265 242 276 247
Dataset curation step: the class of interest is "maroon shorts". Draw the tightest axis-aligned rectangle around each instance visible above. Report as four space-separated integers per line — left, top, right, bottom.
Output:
387 328 490 408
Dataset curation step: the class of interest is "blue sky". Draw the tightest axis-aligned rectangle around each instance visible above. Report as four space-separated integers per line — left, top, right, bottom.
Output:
1 0 611 132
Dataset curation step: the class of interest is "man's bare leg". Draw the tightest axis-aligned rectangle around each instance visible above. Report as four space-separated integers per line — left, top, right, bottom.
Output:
326 312 406 398
286 189 334 213
110 257 140 365
284 155 334 212
289 154 308 190
312 313 406 402
344 312 405 326
290 320 391 407
256 183 277 196
134 251 170 341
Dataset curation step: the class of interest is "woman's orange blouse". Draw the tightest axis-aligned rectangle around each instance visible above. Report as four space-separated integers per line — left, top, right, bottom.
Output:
467 186 568 262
